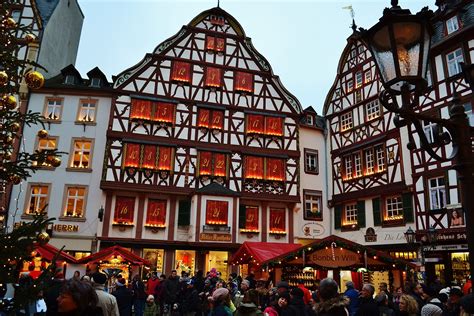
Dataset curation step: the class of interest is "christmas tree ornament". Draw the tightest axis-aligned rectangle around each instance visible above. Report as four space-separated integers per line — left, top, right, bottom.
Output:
5 136 14 145
5 17 16 28
2 94 17 110
25 71 45 89
49 156 61 168
4 151 12 160
24 33 36 43
0 71 8 85
9 122 21 132
11 175 22 185
37 232 50 245
37 129 48 139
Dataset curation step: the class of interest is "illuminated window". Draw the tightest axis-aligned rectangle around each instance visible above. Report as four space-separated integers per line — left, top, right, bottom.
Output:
340 112 353 131
70 139 92 169
198 108 224 130
365 149 374 175
234 71 254 93
63 186 86 218
304 149 318 174
25 185 49 215
77 100 96 122
206 36 225 53
239 205 259 232
171 61 192 83
347 79 353 93
344 156 352 180
375 145 385 172
446 48 464 77
44 97 63 121
35 137 57 167
244 156 285 181
366 100 381 121
446 16 459 34
385 196 403 221
344 203 357 225
355 71 363 88
205 67 223 88
429 176 446 210
246 114 283 136
354 153 362 177
303 191 322 221
364 70 371 83
198 151 227 177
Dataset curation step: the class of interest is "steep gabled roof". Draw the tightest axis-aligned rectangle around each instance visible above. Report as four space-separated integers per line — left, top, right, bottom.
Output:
195 182 240 197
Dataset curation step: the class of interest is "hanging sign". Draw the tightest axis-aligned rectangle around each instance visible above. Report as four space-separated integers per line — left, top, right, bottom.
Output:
307 247 360 268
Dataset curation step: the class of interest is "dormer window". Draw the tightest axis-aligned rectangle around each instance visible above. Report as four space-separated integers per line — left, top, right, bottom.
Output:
90 78 101 87
64 75 75 85
306 115 313 125
446 16 459 35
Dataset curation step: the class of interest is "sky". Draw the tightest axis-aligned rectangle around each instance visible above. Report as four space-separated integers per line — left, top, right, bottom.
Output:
75 0 430 114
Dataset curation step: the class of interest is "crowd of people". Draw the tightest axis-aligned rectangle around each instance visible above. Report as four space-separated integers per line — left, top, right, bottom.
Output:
31 268 474 316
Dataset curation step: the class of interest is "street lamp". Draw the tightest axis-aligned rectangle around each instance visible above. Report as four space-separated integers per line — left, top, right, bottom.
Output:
405 225 438 271
361 0 474 280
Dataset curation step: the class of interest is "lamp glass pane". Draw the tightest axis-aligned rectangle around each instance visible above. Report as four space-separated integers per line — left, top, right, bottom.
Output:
393 22 421 77
371 25 397 84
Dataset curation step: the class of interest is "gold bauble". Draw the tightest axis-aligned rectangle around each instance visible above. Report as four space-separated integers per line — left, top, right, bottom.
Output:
24 33 36 43
11 175 21 185
37 129 49 139
49 157 61 168
5 136 14 145
4 152 12 160
5 17 16 28
2 95 17 110
25 71 44 90
10 122 21 132
0 71 8 86
37 232 50 245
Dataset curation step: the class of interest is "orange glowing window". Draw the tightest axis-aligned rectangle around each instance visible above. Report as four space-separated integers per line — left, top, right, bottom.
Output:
198 151 227 177
153 102 175 123
266 158 285 181
158 147 173 171
206 200 228 225
205 67 222 88
244 156 264 180
269 208 286 233
130 99 152 120
171 61 192 83
142 145 157 169
123 143 141 168
234 71 253 93
146 199 167 227
206 36 225 52
114 196 135 224
265 116 283 136
247 114 264 134
198 109 224 130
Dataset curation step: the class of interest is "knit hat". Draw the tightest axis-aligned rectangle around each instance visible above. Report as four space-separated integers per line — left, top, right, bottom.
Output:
449 287 463 297
91 272 107 285
241 280 250 288
212 287 229 301
421 304 443 316
116 278 126 286
460 293 474 313
147 295 154 302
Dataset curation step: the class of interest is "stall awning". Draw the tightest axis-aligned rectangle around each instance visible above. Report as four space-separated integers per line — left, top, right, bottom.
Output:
78 245 151 266
229 241 301 265
35 242 78 263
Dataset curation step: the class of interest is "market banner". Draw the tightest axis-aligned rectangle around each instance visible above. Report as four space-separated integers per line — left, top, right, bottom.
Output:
114 196 135 223
269 208 286 232
142 145 157 169
154 102 175 123
234 71 253 93
265 116 284 136
211 111 224 129
266 158 285 181
244 156 264 179
130 99 152 120
171 61 192 83
199 151 212 176
123 143 141 168
213 153 227 177
206 200 229 225
158 147 172 171
245 206 259 230
198 108 210 128
205 67 222 88
247 114 264 134
146 199 167 226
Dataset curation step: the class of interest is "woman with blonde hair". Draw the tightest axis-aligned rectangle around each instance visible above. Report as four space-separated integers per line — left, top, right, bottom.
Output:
399 294 419 316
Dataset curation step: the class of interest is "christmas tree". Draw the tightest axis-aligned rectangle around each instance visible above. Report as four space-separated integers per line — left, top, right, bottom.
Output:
1 1 63 313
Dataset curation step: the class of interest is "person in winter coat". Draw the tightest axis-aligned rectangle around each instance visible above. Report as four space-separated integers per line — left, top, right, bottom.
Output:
234 290 263 316
264 292 294 316
144 295 159 316
112 278 133 316
56 279 103 316
355 284 378 316
180 279 201 316
289 287 307 316
164 270 180 310
132 275 147 316
91 272 120 316
375 293 394 316
313 278 349 316
399 294 419 316
147 273 160 298
296 280 312 305
209 288 233 316
344 281 359 316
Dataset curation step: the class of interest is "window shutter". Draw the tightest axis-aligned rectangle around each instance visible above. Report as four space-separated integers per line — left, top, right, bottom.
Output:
357 201 366 228
177 199 191 226
372 198 381 226
402 193 414 223
238 205 246 229
334 205 342 230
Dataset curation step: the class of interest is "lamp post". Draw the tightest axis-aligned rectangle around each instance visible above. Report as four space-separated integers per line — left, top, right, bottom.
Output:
405 226 438 276
361 0 474 279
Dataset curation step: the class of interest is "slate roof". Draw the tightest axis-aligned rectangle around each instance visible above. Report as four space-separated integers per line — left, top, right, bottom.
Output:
195 182 240 197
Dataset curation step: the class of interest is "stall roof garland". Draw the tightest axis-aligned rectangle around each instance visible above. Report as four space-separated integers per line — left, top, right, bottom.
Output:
78 245 151 266
266 235 416 269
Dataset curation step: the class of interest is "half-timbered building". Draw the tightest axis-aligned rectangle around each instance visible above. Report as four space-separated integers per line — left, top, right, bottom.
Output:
99 7 306 276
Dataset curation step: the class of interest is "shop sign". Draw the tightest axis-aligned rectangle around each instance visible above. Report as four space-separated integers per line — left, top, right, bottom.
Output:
301 222 325 238
425 244 468 252
54 224 79 232
364 227 377 242
436 232 467 241
307 248 360 268
200 233 231 242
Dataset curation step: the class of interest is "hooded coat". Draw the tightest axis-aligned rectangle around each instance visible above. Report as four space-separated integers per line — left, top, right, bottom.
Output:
314 295 349 316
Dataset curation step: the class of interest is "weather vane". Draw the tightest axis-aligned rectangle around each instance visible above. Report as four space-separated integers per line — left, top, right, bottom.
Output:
342 5 357 31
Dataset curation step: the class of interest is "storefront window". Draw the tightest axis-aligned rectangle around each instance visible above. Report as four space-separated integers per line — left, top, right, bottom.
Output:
143 249 164 274
435 264 445 285
206 251 228 280
451 252 470 284
175 250 195 276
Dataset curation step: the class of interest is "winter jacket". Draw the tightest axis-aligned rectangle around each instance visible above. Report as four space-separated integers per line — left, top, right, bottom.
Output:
344 288 359 316
112 286 133 316
143 302 159 316
94 284 120 316
146 278 160 296
234 302 263 316
290 296 307 316
298 284 312 305
132 279 147 300
164 276 180 304
355 297 378 316
180 288 201 313
210 304 233 316
314 295 349 316
263 306 278 316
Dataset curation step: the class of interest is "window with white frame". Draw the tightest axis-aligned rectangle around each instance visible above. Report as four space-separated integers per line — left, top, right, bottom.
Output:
354 153 362 177
463 103 474 127
347 79 354 93
446 16 459 34
365 149 374 174
77 100 96 122
340 112 353 131
25 185 49 215
366 100 381 121
305 149 318 174
344 203 358 225
446 48 464 77
44 98 62 121
35 137 57 167
375 145 385 172
364 70 372 83
355 71 363 88
423 120 438 143
70 139 92 169
385 196 403 221
303 191 322 220
90 78 101 87
350 48 356 59
429 176 446 210
63 186 86 218
344 156 353 180
358 46 364 55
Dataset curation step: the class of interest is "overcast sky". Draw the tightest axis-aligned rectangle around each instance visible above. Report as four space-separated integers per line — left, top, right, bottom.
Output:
75 0 430 113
